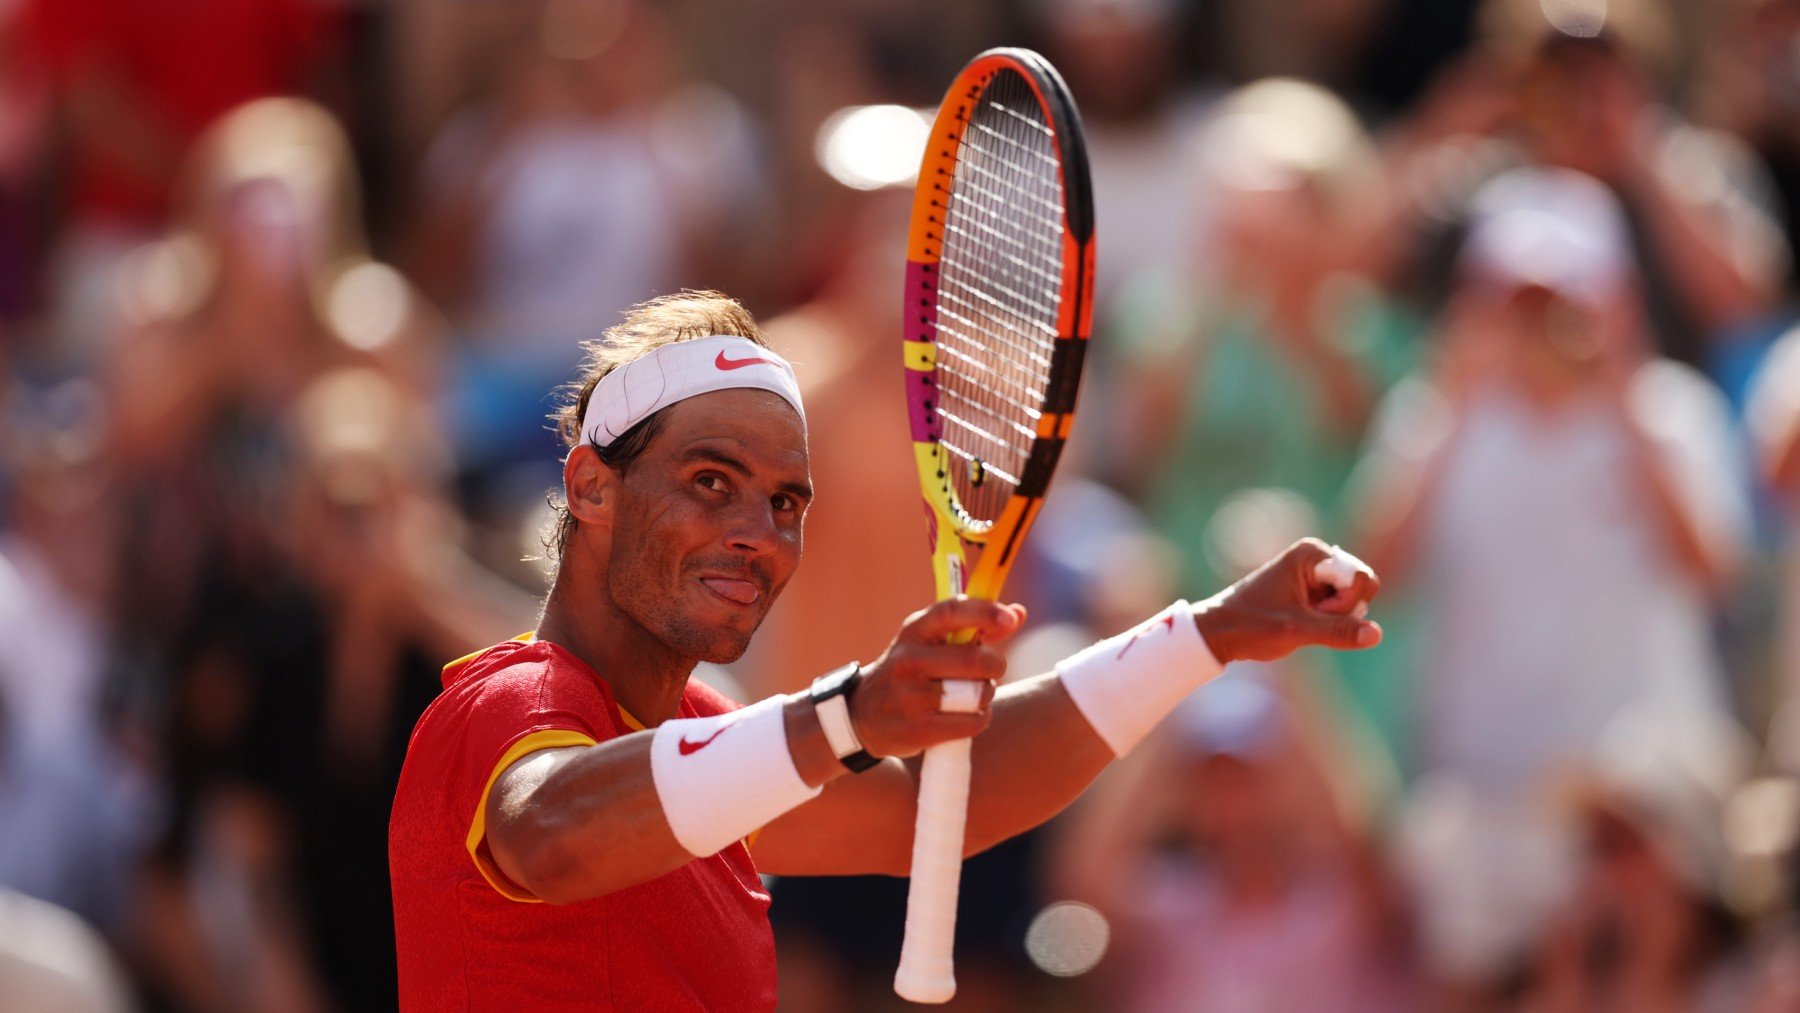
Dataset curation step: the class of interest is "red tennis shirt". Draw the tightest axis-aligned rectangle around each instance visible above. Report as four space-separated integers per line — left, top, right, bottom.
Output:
389 637 776 1010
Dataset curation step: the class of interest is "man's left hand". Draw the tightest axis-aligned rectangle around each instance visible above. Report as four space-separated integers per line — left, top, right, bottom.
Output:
1193 538 1382 663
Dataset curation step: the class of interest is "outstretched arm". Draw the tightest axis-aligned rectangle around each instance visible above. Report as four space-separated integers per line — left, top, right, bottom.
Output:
751 539 1382 875
481 600 1019 904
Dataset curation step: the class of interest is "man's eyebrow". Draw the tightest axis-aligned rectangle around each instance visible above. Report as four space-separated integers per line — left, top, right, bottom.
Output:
682 445 751 475
683 445 813 501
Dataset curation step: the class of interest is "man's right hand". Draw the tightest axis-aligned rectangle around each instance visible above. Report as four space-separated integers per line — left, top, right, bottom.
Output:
848 598 1026 760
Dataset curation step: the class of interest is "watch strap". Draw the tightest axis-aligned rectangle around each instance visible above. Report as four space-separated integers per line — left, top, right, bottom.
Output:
810 663 880 773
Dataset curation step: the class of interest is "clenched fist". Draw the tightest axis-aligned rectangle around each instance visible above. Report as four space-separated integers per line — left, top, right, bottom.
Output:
848 598 1027 760
1194 538 1382 663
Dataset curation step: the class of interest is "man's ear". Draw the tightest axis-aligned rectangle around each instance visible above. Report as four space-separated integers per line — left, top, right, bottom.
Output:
564 445 616 529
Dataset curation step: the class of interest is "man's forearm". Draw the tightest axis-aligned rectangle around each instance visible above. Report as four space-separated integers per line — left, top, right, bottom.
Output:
488 697 843 903
960 674 1116 855
959 542 1382 854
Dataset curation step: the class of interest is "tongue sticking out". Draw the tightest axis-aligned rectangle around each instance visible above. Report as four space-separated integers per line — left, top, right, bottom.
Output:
701 578 760 605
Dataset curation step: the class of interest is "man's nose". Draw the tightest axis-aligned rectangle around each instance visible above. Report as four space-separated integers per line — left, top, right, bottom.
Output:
724 501 779 557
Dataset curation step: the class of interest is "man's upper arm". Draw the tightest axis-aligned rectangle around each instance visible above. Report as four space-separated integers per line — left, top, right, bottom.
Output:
469 734 597 901
747 757 919 877
446 655 610 901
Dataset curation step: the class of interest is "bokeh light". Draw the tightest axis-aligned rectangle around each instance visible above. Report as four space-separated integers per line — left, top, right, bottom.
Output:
814 105 932 191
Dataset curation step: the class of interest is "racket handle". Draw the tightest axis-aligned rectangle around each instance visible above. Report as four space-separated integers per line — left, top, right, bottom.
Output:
895 737 972 1004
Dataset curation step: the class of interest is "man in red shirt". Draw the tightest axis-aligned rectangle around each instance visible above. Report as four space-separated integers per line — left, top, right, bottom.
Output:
389 291 1382 1010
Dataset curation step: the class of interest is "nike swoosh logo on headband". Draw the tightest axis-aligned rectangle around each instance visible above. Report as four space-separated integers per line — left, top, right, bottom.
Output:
715 350 777 371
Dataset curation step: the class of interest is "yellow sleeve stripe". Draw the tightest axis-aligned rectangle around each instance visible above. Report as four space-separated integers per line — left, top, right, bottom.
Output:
441 632 536 682
465 728 599 903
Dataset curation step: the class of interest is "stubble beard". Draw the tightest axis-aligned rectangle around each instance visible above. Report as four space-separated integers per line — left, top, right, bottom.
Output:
607 552 761 666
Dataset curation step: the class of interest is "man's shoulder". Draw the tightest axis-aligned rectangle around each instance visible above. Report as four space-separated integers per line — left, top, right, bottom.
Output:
423 638 616 737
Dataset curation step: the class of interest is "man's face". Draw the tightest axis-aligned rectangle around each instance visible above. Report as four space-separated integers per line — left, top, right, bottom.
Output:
605 388 812 664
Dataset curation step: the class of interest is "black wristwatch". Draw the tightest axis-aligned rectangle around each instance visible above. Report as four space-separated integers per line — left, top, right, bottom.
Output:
809 663 880 773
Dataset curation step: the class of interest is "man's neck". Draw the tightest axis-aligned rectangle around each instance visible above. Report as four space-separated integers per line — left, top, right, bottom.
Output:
536 578 695 726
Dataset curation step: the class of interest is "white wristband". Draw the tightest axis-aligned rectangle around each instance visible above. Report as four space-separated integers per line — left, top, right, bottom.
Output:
1056 600 1224 757
649 696 821 858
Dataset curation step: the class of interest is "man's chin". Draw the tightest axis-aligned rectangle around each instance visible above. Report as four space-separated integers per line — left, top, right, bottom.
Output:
696 639 753 665
673 612 762 665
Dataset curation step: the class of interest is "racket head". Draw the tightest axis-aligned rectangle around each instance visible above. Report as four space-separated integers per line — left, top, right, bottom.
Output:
903 48 1096 602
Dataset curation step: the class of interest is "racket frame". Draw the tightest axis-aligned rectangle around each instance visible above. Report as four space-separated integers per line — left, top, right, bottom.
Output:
896 47 1095 1004
903 46 1094 602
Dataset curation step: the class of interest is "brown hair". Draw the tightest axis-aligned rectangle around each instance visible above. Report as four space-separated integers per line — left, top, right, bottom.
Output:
544 290 769 566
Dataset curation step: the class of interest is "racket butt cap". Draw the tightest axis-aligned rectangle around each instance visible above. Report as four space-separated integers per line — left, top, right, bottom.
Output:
894 967 956 1004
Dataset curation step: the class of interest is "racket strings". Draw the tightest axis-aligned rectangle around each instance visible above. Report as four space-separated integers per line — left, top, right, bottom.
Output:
933 68 1064 525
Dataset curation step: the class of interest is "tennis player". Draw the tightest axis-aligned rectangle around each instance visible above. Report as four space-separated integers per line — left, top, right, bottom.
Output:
388 292 1382 1010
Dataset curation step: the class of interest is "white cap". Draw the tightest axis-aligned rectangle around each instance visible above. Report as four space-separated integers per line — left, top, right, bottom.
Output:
1460 166 1634 308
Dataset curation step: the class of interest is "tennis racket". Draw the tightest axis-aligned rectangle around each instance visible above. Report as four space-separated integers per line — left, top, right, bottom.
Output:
896 48 1094 1004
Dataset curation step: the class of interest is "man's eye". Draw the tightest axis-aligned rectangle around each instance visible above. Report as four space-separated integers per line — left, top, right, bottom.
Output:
773 494 796 512
697 473 727 492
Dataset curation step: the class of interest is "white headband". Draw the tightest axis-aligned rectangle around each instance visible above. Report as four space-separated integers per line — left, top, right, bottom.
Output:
580 335 805 449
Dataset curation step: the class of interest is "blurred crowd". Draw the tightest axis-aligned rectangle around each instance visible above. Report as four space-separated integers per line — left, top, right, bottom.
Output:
7 0 1800 1010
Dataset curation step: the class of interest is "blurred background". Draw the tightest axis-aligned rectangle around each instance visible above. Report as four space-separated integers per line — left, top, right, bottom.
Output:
6 0 1800 1009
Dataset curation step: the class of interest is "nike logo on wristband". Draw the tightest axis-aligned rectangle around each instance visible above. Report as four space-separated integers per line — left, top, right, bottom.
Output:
715 350 776 371
1116 613 1177 660
678 726 730 755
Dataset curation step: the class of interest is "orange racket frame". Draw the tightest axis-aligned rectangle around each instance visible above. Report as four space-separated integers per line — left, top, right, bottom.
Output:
896 47 1095 1004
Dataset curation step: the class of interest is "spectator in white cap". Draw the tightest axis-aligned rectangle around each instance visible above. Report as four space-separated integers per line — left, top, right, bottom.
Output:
1351 164 1751 998
1377 0 1789 371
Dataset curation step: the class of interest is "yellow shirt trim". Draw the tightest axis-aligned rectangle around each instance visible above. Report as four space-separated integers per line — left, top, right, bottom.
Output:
442 632 537 681
466 728 599 902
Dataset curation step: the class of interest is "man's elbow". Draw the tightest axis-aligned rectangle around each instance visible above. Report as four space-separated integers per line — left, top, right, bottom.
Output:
489 813 615 905
516 856 594 906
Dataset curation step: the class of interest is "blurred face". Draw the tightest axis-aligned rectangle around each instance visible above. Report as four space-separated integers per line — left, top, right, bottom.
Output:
605 389 811 663
1185 752 1283 849
290 451 404 596
1584 806 1689 907
1471 283 1610 393
1045 12 1175 120
1219 185 1330 284
216 178 326 288
1506 284 1600 360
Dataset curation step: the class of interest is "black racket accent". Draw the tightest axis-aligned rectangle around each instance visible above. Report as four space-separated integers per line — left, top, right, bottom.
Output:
1042 335 1087 416
1010 50 1094 244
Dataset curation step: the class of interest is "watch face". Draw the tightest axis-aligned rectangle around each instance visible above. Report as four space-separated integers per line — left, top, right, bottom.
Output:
813 663 860 700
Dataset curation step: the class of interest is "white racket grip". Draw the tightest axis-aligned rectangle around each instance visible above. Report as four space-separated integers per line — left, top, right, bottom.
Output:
895 737 971 1003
